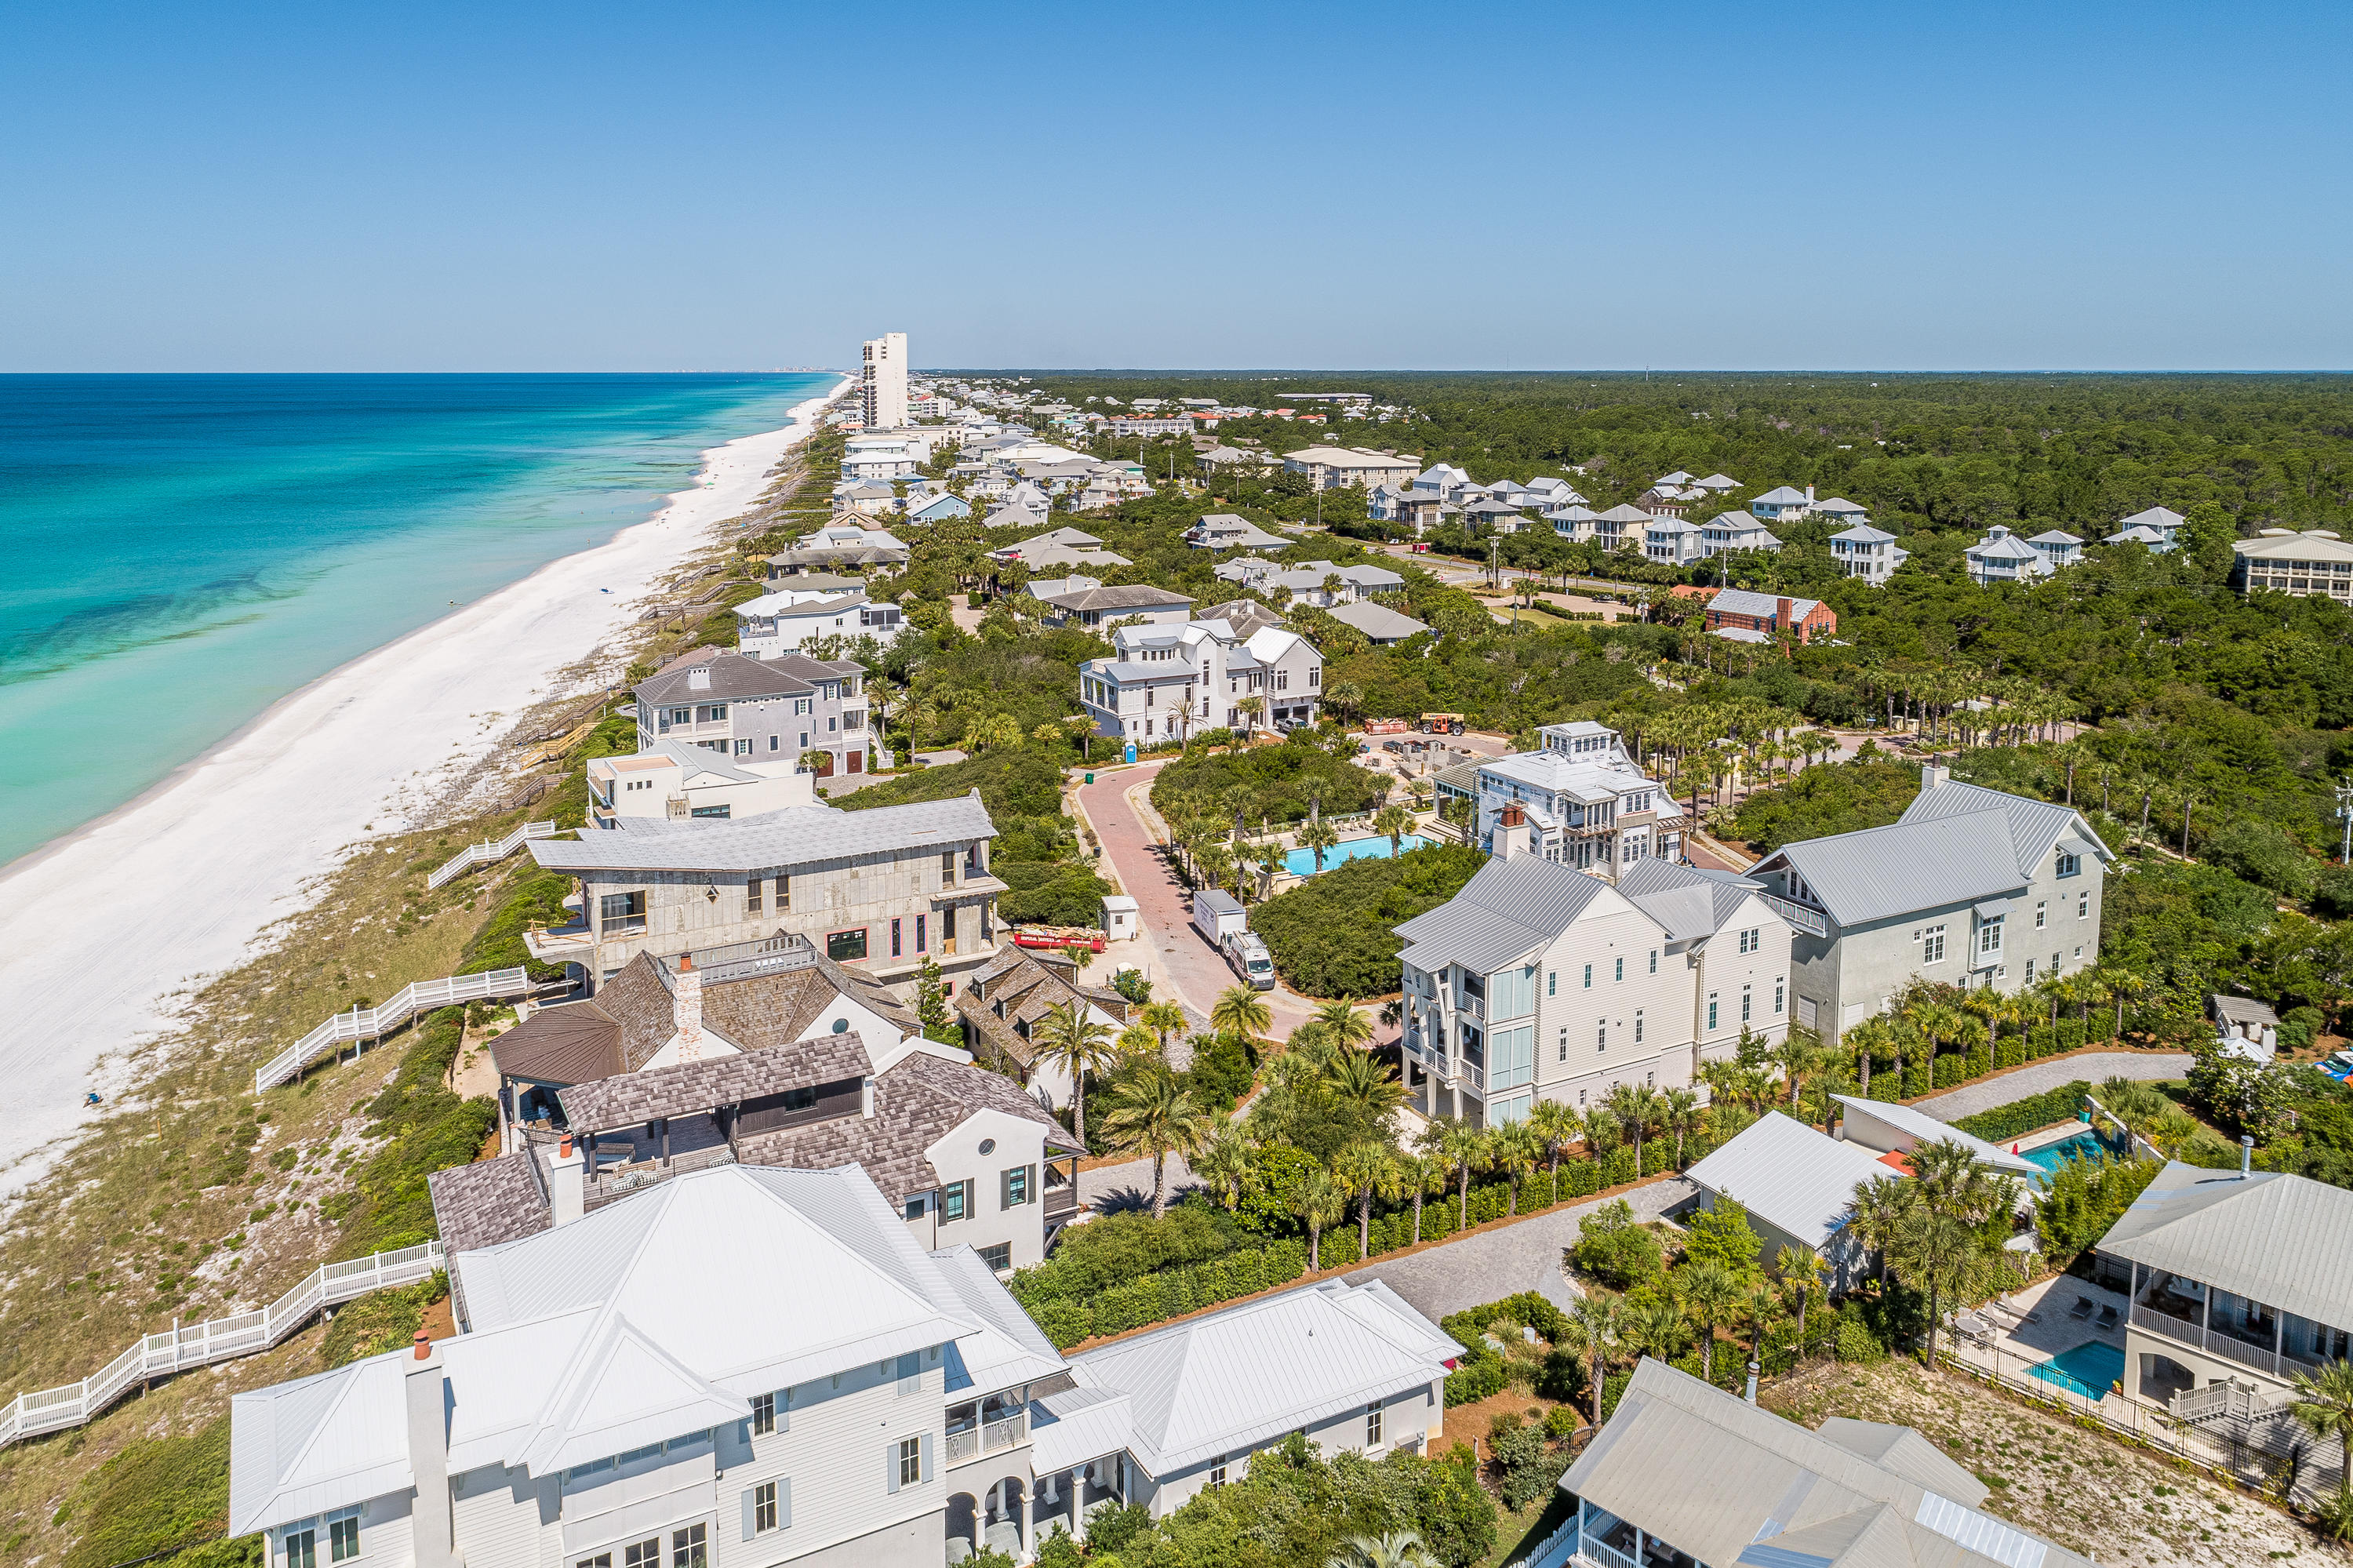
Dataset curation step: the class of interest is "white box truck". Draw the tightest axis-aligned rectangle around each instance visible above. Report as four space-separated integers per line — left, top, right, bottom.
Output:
1191 889 1246 947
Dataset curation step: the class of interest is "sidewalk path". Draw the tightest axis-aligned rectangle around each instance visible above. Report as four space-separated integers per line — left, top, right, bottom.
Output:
1346 1175 1697 1322
1911 1051 2191 1122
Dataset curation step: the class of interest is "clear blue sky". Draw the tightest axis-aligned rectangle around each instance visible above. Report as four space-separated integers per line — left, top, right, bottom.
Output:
5 0 2348 372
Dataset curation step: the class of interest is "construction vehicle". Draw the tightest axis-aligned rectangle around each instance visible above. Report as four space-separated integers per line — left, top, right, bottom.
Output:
1419 711 1467 736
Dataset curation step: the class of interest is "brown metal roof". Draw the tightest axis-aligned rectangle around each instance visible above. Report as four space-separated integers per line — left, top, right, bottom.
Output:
489 1002 625 1086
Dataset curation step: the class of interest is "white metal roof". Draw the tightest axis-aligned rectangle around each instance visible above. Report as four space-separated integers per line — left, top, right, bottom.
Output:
1062 1279 1457 1474
1831 1095 2041 1177
530 793 995 875
2096 1161 2353 1328
1685 1111 1893 1251
1394 855 1621 977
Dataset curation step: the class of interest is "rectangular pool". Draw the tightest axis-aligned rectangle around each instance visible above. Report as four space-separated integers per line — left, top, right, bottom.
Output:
2022 1130 2109 1173
1284 834 1427 877
2027 1341 2125 1399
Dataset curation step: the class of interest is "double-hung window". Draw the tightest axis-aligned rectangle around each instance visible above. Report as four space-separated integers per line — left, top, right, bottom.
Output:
1366 1400 1384 1446
751 1391 776 1435
751 1480 782 1533
1707 993 1718 1031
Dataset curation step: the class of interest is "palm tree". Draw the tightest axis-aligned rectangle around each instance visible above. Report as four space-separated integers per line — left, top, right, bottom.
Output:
1298 814 1341 873
1325 1046 1406 1125
1291 1166 1347 1271
1327 1531 1435 1568
1210 984 1272 1050
1333 1141 1406 1262
1620 1297 1689 1364
1315 999 1374 1050
1115 1021 1159 1059
1678 1260 1744 1384
1436 1117 1485 1231
2290 1359 2353 1491
1771 1028 1820 1108
1777 1245 1829 1355
1657 1086 1701 1169
1373 802 1417 860
1193 1114 1254 1212
1606 1082 1660 1177
1490 1121 1543 1217
1139 1001 1189 1058
1842 1173 1916 1288
1529 1099 1580 1205
1886 1203 1996 1368
1558 1296 1621 1429
1030 1001 1118 1151
1398 1148 1448 1244
1101 1064 1213 1218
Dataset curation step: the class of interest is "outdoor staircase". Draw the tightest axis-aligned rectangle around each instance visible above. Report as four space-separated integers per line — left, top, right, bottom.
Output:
425 820 558 890
0 1241 445 1451
252 967 534 1092
2173 1382 2340 1480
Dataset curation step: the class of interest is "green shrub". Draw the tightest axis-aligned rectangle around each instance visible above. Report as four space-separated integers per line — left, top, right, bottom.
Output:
1008 1206 1238 1304
1835 1304 1886 1363
1249 843 1486 998
2202 819 2319 900
1152 733 1386 826
1570 1200 1664 1287
320 1272 448 1368
1684 1199 1762 1273
63 1419 256 1568
1951 1082 2091 1144
330 1007 496 1259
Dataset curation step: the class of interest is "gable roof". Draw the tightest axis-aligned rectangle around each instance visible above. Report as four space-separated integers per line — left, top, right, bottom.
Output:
1753 485 1811 505
1617 858 1763 943
1392 856 1621 975
1326 601 1430 642
1830 1096 2042 1178
1685 1111 1893 1252
558 1032 871 1130
1710 588 1824 620
2093 1161 2353 1328
1040 583 1195 613
1755 780 2108 929
636 650 813 706
1060 1279 1458 1474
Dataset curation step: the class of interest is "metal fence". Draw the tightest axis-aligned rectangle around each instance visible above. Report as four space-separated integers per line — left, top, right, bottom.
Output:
0 1242 446 1451
253 967 533 1092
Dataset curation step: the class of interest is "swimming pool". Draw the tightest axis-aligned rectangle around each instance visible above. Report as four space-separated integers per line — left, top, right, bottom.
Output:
2021 1130 2110 1173
2027 1341 2125 1399
1283 834 1428 877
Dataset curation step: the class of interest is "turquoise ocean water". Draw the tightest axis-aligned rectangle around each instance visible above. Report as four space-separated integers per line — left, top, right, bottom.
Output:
0 373 838 869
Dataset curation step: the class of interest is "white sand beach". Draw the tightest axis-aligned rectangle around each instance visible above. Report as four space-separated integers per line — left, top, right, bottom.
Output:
0 383 843 1192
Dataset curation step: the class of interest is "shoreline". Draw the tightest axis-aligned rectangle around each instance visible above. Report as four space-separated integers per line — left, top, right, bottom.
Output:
0 381 844 1190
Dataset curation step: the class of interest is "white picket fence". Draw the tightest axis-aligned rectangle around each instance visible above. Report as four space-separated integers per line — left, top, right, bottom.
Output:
0 1241 446 1452
252 967 533 1092
425 820 557 890
1518 1516 1581 1568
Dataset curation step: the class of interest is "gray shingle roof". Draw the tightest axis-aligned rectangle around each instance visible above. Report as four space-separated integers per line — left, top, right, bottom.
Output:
2094 1161 2353 1330
1392 856 1611 975
559 1033 871 1130
1040 584 1195 612
1326 601 1429 642
637 650 813 706
529 793 995 875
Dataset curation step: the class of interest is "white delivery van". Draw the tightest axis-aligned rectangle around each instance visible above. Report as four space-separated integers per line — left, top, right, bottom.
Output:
1223 930 1275 990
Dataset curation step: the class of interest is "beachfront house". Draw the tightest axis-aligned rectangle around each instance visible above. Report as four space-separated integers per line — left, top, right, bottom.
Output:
1549 1359 2095 1568
525 788 1003 989
1829 523 1907 584
1744 766 2112 1044
231 1163 1071 1568
453 944 1083 1271
587 740 816 828
1078 617 1322 742
1392 853 1793 1127
775 522 911 570
2091 1159 2353 1414
1470 722 1685 873
632 649 874 777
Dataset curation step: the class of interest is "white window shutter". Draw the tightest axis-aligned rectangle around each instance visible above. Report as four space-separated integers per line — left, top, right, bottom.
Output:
921 1432 935 1483
886 1442 900 1494
778 1478 792 1531
742 1488 758 1541
1027 1164 1038 1205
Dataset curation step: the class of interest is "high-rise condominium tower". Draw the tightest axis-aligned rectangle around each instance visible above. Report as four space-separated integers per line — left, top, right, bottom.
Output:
860 332 907 428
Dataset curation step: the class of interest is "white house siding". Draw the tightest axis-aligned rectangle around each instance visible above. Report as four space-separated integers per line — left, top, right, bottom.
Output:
1138 1380 1441 1518
275 1495 412 1568
913 1108 1064 1271
1529 904 1699 1117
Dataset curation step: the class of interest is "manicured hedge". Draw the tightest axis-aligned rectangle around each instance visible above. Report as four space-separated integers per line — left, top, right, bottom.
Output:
1850 1017 2108 1102
1952 1081 2093 1144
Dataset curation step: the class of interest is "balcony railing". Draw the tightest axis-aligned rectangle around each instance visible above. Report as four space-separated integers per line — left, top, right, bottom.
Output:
984 1410 1028 1451
1045 1185 1080 1218
1758 892 1827 937
2130 1301 2329 1383
946 1426 980 1463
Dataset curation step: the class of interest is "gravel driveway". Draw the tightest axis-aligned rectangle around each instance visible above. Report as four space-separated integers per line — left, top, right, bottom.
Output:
1911 1052 2190 1122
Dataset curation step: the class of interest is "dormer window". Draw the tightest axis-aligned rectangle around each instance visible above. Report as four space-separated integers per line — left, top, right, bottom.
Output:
2055 851 2082 879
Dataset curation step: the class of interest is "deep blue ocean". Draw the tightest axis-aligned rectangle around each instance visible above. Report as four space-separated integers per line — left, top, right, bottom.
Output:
0 373 838 868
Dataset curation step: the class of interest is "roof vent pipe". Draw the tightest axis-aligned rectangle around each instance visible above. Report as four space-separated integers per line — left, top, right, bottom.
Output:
2241 1133 2255 1178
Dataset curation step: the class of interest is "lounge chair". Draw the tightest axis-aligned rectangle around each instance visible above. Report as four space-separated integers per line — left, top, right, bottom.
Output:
2097 1304 2119 1330
2068 1297 2095 1321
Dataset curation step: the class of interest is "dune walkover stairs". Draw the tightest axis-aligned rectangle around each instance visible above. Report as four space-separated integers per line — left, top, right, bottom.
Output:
0 1241 447 1452
425 819 558 890
252 967 536 1092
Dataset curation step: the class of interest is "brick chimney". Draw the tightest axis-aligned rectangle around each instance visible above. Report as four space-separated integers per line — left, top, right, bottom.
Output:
674 952 703 1063
1777 596 1794 631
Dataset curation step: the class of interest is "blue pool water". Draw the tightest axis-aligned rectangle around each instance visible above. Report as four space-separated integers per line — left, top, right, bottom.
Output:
2021 1130 2109 1173
1284 834 1428 877
2027 1341 2125 1399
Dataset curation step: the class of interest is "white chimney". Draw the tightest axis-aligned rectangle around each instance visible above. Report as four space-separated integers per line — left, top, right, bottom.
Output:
551 1135 584 1226
405 1334 461 1568
674 953 704 1063
1805 484 1816 504
1919 763 1950 792
860 1075 876 1119
688 666 711 691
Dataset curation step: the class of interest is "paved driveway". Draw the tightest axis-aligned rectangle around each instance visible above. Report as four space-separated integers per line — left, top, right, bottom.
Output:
1076 1152 1201 1217
1912 1052 2191 1122
1346 1175 1697 1322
